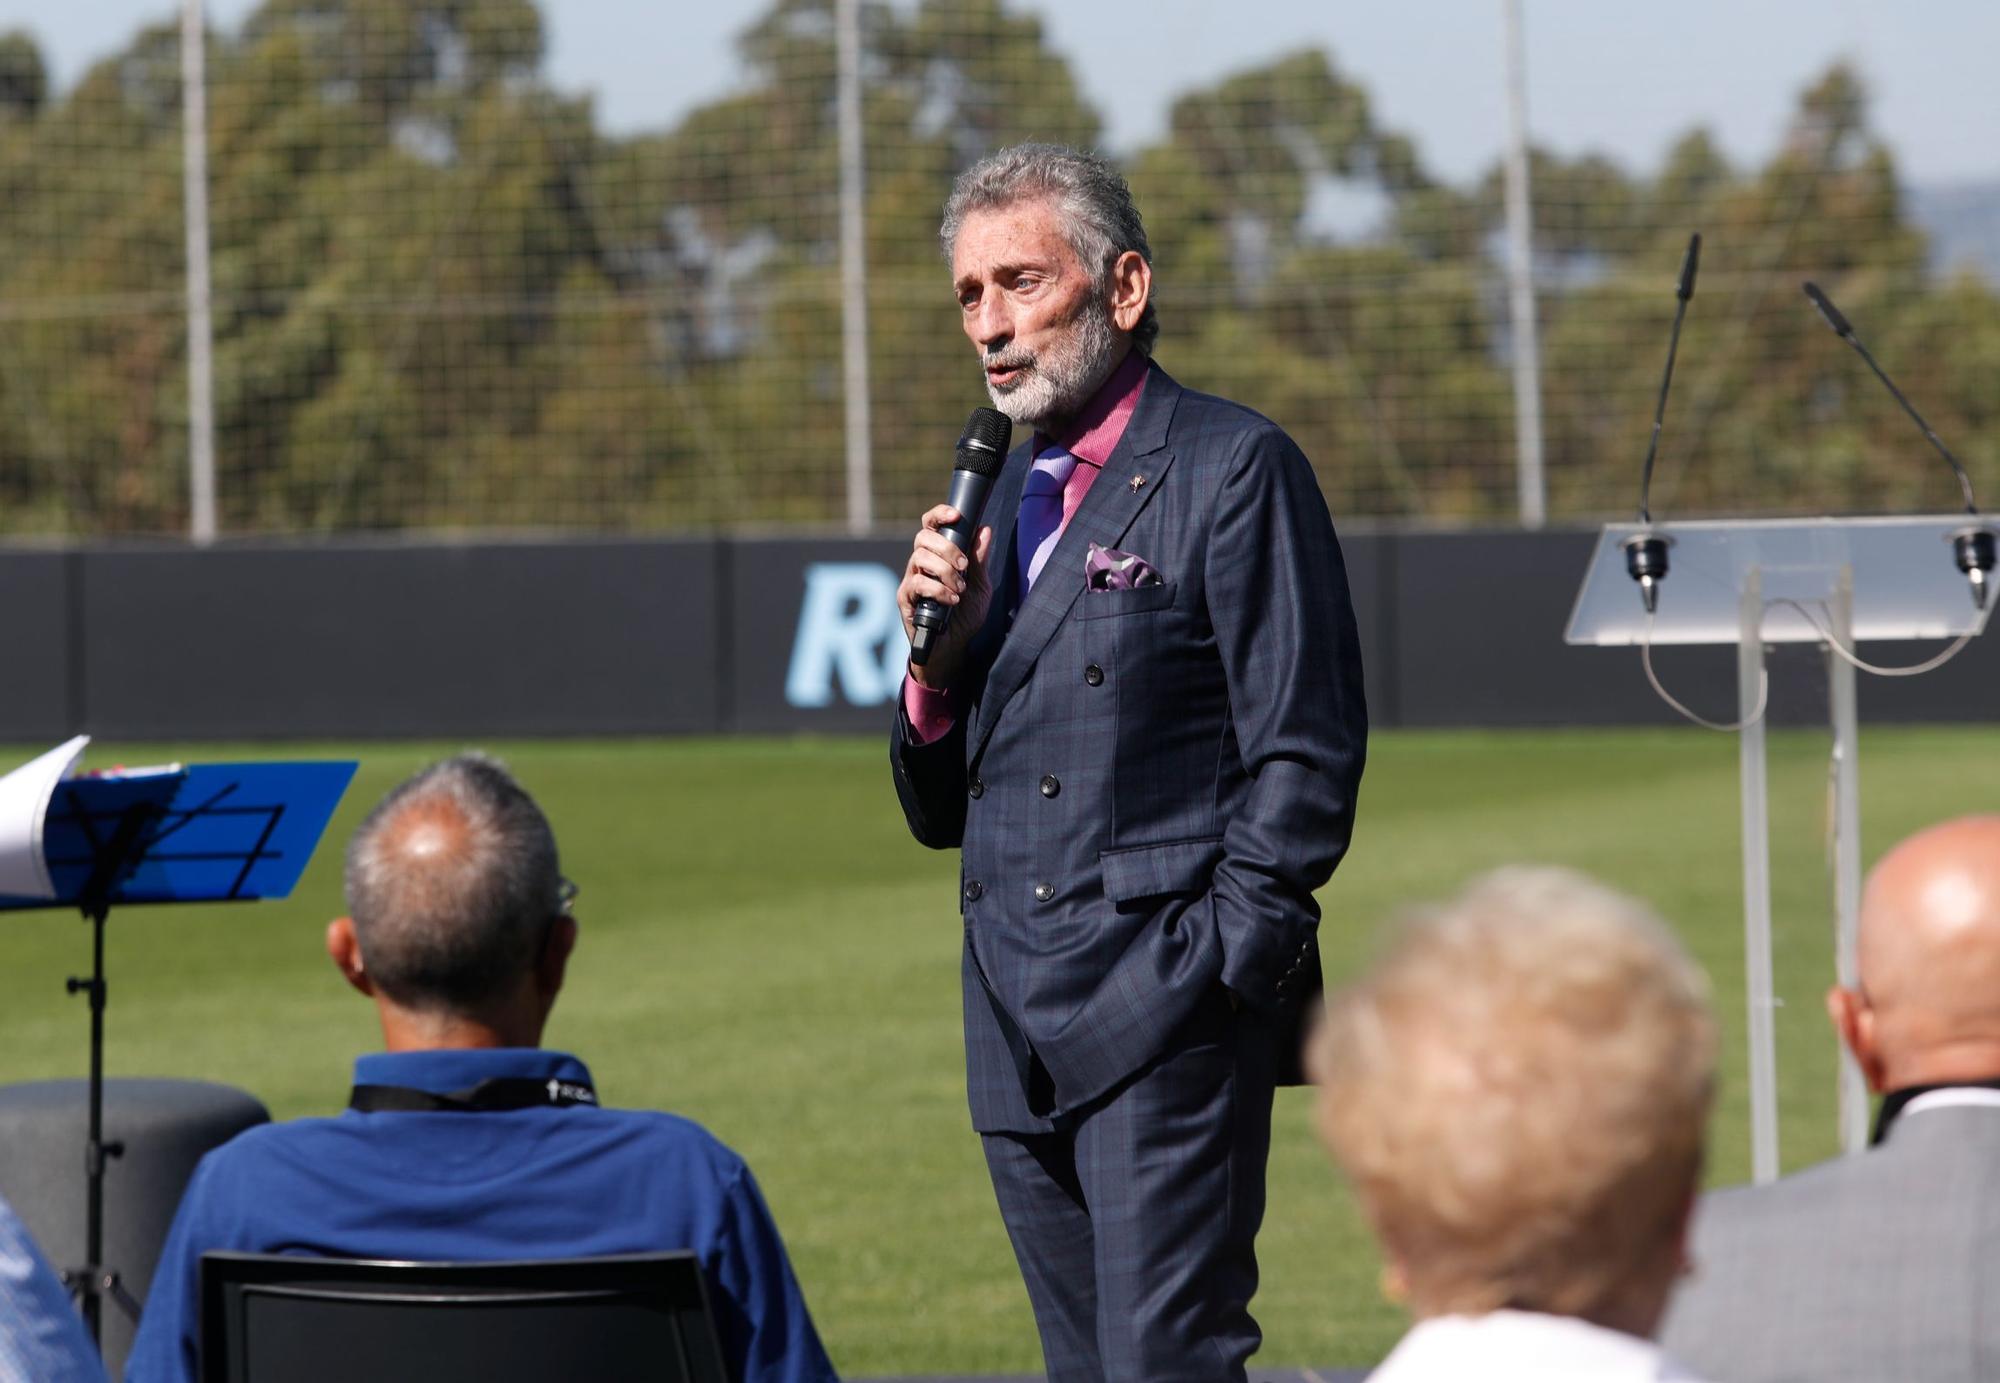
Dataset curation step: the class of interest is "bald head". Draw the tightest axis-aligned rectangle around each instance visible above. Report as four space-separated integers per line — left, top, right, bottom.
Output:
1844 815 2000 1088
343 754 564 1015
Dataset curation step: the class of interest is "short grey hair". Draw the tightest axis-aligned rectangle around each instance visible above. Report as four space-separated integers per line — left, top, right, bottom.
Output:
940 143 1158 356
344 752 563 1012
1314 867 1716 1320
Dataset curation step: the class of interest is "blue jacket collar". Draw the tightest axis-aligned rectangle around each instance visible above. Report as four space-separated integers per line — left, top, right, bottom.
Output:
351 1048 594 1096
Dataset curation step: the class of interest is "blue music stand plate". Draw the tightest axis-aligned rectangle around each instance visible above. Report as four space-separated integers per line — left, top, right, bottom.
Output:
0 762 356 911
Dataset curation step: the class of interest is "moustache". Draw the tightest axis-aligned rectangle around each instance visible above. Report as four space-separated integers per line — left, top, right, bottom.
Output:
983 347 1035 372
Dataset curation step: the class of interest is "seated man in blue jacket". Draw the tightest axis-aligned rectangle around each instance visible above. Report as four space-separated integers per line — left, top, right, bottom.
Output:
128 753 836 1383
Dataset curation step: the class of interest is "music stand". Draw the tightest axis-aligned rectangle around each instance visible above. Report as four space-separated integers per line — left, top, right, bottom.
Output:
1569 516 1992 1184
0 737 355 1346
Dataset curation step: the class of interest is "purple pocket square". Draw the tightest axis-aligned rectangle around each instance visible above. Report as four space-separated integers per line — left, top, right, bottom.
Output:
1086 542 1165 591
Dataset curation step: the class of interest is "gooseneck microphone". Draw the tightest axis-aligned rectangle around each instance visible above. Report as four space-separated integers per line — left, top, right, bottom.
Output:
1625 232 1702 613
1802 281 1977 513
908 407 1012 666
1802 280 1996 607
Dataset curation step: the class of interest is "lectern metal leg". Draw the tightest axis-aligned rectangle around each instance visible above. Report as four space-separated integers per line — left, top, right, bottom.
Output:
1739 569 1780 1185
1828 570 1868 1155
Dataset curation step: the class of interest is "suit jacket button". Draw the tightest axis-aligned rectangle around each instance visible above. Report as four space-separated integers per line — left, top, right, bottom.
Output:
1040 774 1060 798
964 880 984 902
1034 882 1054 903
1276 978 1294 997
1084 664 1104 686
969 778 984 799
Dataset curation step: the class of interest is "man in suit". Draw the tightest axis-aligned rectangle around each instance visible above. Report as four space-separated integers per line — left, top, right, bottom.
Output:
890 143 1368 1381
1663 814 2000 1382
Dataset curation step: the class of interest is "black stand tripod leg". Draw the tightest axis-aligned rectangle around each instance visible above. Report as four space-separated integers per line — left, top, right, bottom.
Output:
62 799 154 1350
64 906 125 1347
99 1269 143 1323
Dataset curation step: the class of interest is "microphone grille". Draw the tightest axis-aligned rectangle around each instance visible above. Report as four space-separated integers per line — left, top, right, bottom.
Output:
1677 232 1701 301
956 407 1013 477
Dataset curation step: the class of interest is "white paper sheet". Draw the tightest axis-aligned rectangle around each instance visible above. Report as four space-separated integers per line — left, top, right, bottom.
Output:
0 736 91 900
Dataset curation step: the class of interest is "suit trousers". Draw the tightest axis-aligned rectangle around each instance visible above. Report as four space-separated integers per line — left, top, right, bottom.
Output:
980 991 1277 1383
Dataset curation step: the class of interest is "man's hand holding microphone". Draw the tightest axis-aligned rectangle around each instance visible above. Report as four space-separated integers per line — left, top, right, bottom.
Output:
897 408 1011 689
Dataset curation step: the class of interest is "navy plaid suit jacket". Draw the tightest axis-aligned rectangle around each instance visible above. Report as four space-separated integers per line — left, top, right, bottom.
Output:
892 360 1367 1134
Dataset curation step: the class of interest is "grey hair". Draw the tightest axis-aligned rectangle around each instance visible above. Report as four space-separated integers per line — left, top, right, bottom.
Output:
1314 866 1716 1320
343 752 563 1012
940 143 1158 356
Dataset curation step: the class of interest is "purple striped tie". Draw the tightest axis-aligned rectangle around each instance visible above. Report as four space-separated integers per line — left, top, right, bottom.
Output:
1016 445 1079 594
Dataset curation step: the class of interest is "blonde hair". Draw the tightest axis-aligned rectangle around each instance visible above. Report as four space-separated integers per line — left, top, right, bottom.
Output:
1313 867 1717 1320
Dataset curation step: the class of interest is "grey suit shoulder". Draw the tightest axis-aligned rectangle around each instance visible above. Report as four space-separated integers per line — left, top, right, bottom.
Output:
1662 1108 2000 1383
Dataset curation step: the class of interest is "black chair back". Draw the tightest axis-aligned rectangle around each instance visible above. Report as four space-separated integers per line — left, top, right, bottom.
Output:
199 1251 727 1383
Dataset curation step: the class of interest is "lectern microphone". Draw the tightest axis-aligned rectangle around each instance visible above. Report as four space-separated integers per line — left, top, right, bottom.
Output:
1625 232 1703 613
1801 281 1996 608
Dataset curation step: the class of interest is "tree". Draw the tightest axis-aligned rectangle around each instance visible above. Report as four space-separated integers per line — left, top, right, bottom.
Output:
0 3 1989 535
1531 61 1992 520
1119 49 1503 509
0 31 45 118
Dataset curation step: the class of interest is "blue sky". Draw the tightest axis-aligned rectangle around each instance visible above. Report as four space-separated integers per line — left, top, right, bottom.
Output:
7 1 2000 186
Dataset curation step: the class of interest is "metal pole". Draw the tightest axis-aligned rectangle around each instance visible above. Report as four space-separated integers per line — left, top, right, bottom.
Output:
181 0 217 544
1739 569 1779 1184
80 909 108 1346
1500 0 1546 527
1828 568 1869 1155
834 0 873 534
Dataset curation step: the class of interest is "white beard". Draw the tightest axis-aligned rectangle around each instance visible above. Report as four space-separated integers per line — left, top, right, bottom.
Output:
982 298 1122 431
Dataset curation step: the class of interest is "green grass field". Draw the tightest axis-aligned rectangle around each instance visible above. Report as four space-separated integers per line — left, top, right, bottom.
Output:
0 728 1993 1374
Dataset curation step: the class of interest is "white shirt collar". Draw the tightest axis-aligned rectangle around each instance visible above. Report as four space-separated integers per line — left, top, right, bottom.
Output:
1368 1310 1708 1383
1902 1086 2000 1120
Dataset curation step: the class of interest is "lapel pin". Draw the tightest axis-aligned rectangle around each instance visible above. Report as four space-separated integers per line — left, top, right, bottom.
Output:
1130 474 1147 492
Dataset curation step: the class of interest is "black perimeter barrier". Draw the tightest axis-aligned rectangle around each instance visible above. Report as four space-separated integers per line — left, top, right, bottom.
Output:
0 527 1993 744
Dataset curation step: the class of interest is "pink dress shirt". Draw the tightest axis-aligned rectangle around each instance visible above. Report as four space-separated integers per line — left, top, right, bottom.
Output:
903 349 1151 743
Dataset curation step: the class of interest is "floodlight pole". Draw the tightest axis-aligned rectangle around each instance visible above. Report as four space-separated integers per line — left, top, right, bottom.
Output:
835 0 874 534
1500 0 1546 528
181 0 218 545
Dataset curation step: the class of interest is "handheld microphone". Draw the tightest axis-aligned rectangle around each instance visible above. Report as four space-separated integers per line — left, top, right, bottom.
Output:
1801 281 1995 607
1625 232 1702 613
909 407 1012 666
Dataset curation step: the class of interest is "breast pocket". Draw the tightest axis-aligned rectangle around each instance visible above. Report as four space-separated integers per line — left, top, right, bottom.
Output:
1074 580 1177 621
1079 572 1223 842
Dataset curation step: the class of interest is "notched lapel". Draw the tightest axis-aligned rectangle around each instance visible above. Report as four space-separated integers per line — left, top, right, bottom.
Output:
971 364 1183 762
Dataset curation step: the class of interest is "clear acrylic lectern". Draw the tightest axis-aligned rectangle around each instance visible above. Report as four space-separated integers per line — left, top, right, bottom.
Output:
1568 516 1994 1184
